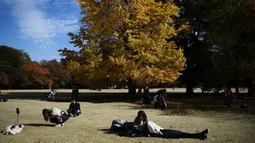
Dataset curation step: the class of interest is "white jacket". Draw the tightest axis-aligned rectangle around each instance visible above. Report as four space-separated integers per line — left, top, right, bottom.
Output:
147 120 164 135
50 107 64 116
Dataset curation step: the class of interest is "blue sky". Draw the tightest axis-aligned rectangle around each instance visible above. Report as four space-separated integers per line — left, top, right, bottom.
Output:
0 0 81 62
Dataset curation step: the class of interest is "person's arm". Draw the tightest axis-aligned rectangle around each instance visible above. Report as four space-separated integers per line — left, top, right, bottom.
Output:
68 103 73 112
133 117 141 131
76 103 81 110
147 120 163 136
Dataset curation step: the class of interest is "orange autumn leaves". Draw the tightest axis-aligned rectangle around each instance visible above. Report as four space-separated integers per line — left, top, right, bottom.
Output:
22 60 52 87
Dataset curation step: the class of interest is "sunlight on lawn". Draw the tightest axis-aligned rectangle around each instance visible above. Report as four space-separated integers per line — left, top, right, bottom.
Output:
0 99 254 143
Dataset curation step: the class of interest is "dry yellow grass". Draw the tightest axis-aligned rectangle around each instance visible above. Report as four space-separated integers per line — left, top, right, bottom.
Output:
0 99 254 143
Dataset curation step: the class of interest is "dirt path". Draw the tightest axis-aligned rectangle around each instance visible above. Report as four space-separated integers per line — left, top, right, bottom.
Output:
0 100 254 143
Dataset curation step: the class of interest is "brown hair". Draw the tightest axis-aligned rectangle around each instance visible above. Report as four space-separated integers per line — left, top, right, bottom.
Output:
42 109 50 121
137 110 148 122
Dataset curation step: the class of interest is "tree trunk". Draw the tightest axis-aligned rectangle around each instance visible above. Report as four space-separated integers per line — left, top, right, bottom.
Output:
235 85 239 96
127 77 136 97
248 81 253 96
234 70 240 97
185 61 194 95
248 87 253 96
186 81 194 95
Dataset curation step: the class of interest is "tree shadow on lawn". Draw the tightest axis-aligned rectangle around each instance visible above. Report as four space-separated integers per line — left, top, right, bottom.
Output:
126 94 255 117
23 123 55 127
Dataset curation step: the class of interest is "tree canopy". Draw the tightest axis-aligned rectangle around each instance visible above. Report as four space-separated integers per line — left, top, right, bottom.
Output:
59 0 186 92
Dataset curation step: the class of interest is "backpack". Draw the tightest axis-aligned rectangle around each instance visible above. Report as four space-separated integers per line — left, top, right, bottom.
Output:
109 119 134 134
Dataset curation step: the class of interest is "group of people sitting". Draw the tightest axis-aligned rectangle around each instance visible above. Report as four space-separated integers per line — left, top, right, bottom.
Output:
42 99 81 127
110 110 209 140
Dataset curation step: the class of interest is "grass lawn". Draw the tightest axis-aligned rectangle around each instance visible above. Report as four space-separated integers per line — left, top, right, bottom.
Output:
0 96 255 143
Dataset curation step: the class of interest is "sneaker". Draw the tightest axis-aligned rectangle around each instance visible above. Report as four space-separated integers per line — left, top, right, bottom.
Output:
199 135 207 140
201 129 208 135
55 124 61 127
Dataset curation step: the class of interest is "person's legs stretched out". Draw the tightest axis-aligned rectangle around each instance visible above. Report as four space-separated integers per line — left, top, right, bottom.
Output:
160 129 208 139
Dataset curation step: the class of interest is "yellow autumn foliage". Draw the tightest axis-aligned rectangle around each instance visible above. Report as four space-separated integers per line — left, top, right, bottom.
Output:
63 0 186 87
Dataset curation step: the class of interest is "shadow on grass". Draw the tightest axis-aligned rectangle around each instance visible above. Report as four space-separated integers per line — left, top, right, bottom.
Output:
124 94 255 117
98 128 147 138
97 129 113 134
23 123 55 127
4 92 255 117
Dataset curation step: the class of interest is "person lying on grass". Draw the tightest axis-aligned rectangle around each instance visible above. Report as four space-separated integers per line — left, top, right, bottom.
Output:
67 99 81 117
42 107 69 127
109 110 208 139
133 110 208 140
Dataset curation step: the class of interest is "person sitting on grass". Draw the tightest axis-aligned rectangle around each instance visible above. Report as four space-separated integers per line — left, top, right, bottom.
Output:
42 107 69 127
154 89 167 110
133 110 208 140
67 99 81 117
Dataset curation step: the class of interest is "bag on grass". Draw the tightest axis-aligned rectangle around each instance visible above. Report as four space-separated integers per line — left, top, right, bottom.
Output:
109 119 127 133
1 124 24 135
109 119 136 134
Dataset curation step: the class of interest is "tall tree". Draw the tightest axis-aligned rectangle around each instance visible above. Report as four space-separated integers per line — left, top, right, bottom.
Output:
169 0 213 95
206 0 255 95
0 45 25 88
59 0 186 95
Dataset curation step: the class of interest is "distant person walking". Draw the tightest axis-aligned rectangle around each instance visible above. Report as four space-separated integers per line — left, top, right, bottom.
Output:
142 86 150 108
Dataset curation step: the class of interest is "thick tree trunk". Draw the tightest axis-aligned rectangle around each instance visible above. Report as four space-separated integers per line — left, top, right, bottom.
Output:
235 85 239 96
234 71 240 97
248 83 253 96
127 77 136 97
248 87 253 96
185 61 194 95
186 81 194 95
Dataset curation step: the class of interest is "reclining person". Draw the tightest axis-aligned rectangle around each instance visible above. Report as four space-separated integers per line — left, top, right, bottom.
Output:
67 99 81 117
133 110 208 140
42 107 69 127
109 112 150 136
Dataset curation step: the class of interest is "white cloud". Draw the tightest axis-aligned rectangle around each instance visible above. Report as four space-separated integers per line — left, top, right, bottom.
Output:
0 0 80 49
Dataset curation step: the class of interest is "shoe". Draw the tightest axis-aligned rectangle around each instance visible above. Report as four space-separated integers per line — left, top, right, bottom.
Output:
55 124 61 127
199 135 207 140
201 129 208 135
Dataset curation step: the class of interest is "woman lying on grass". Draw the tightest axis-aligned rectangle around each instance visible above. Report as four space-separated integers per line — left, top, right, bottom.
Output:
133 110 208 139
42 107 69 127
110 110 208 140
